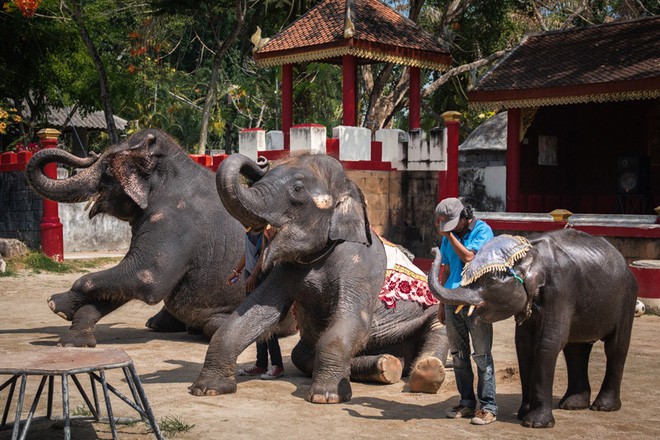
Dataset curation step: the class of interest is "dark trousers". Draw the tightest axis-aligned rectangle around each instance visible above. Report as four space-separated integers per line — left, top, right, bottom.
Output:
248 271 283 369
256 335 283 368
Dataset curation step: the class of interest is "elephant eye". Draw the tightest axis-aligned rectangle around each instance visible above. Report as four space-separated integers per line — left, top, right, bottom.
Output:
291 179 305 193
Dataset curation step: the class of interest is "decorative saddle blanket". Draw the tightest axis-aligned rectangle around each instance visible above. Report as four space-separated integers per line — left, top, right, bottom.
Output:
378 239 438 309
460 234 532 286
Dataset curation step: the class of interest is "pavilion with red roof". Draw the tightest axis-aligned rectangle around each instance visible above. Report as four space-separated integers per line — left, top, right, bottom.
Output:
253 0 452 148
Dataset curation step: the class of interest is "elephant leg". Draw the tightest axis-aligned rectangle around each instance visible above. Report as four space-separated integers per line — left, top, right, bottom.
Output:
145 306 187 332
306 315 369 404
521 329 565 428
559 343 592 410
591 324 632 411
515 324 535 421
191 288 289 397
199 313 236 339
48 290 91 321
291 339 315 377
350 355 403 384
58 299 128 347
408 318 448 393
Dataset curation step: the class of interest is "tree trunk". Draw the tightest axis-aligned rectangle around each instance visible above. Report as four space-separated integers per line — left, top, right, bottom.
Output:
67 0 119 144
197 0 246 154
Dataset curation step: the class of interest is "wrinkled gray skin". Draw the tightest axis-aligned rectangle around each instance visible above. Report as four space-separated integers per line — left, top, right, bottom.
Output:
191 153 449 403
428 229 637 428
25 129 251 347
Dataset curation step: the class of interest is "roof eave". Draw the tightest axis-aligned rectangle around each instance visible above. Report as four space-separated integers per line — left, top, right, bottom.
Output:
254 39 452 71
468 77 660 110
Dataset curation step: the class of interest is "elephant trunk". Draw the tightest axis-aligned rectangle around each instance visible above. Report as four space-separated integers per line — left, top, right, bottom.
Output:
216 153 271 229
26 149 103 203
428 248 483 306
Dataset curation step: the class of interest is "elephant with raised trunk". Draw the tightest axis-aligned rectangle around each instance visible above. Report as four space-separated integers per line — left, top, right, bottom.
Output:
25 129 252 347
191 152 449 403
428 230 637 428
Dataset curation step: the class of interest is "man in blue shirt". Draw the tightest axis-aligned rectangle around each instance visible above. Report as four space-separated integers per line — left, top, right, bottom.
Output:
436 198 497 425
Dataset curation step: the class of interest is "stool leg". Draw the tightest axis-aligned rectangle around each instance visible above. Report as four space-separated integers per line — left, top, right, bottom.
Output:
62 374 71 440
46 376 54 419
1 375 18 428
11 374 27 440
18 375 47 440
123 367 147 422
90 373 100 420
99 370 118 440
127 364 164 440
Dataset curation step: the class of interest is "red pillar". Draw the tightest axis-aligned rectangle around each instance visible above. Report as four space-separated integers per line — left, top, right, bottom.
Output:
408 66 421 130
37 128 64 262
281 64 293 150
342 55 357 126
506 108 521 212
441 111 461 200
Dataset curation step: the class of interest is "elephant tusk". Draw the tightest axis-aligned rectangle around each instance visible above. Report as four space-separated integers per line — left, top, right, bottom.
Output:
455 304 464 314
84 195 97 212
468 305 475 316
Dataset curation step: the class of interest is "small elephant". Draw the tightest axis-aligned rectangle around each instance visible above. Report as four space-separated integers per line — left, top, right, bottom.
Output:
191 153 449 403
428 230 637 428
26 129 252 347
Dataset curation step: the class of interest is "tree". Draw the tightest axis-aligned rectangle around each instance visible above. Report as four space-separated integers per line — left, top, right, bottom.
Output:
61 0 119 143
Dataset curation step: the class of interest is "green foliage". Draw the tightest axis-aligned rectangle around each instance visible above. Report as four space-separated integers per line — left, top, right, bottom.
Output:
0 251 121 277
1 0 656 151
158 416 195 437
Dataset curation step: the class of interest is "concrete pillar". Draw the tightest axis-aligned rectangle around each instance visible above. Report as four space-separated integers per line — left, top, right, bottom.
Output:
332 126 371 161
375 129 407 169
37 128 63 262
441 111 461 200
409 66 421 130
290 124 327 153
506 108 521 212
265 131 284 150
238 128 265 161
342 55 357 126
282 64 293 150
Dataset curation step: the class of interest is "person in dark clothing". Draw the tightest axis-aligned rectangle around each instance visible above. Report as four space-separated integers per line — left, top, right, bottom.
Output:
227 225 284 380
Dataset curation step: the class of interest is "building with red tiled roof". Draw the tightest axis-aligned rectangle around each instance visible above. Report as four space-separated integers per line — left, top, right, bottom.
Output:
467 16 659 216
252 0 452 144
254 0 451 70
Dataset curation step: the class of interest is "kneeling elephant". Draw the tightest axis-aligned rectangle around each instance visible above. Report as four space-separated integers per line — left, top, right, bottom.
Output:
191 152 449 403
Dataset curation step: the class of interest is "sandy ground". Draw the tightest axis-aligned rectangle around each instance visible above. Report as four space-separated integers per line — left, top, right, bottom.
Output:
1 264 659 439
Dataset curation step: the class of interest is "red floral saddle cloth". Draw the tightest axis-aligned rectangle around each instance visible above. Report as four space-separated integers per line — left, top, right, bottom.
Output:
378 239 438 309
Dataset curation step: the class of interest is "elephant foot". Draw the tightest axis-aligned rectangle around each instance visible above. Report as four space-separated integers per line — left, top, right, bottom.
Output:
376 354 403 384
517 403 530 420
190 373 237 396
145 307 187 332
521 408 555 428
559 391 591 410
57 330 97 348
590 393 621 412
48 291 88 321
306 378 352 404
409 356 445 393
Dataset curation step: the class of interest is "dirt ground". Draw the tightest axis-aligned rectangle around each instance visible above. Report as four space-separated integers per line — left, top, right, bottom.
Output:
1 263 659 439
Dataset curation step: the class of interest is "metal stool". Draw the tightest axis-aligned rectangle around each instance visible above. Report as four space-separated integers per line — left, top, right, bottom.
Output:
0 347 164 440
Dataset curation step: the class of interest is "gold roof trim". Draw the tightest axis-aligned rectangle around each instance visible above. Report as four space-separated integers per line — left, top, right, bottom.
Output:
255 46 450 71
469 88 660 110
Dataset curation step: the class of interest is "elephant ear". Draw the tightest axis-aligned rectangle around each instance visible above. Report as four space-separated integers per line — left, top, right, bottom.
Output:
110 133 158 209
514 248 546 323
329 180 372 245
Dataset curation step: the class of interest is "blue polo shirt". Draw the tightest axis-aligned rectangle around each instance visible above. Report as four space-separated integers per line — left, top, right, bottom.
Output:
439 219 493 289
